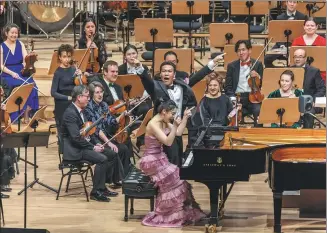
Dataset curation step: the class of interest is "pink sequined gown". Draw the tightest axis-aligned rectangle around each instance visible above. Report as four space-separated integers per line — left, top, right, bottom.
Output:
139 131 205 228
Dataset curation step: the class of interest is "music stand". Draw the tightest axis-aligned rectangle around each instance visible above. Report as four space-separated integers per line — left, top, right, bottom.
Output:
290 46 326 72
268 20 304 66
261 68 305 97
209 23 248 48
134 18 173 77
2 131 50 228
48 49 90 75
154 48 194 74
294 2 326 17
223 44 264 70
115 75 145 99
230 1 269 37
18 106 57 195
258 98 300 127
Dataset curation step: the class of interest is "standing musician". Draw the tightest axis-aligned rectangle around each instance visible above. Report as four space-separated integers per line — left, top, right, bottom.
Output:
77 18 108 73
134 54 223 166
51 44 82 130
61 85 116 202
84 81 130 183
0 23 39 123
0 1 6 43
224 40 263 127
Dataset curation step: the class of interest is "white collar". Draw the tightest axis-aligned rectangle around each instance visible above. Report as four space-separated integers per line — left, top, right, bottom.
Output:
73 102 83 113
287 10 296 16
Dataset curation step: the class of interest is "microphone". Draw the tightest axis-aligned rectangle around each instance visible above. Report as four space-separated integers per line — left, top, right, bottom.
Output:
312 5 320 14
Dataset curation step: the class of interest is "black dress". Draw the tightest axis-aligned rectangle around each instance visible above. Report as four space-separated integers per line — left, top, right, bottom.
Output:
51 67 75 127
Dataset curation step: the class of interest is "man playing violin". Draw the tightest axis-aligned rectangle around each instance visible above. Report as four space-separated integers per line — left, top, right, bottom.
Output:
61 85 116 202
224 40 263 127
84 81 130 185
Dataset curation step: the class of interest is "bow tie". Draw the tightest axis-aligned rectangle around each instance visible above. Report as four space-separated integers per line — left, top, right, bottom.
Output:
241 61 251 67
109 83 114 87
166 85 175 90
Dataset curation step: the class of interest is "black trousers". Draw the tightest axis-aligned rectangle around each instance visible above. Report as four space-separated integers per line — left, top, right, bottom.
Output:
101 148 124 184
163 136 183 167
112 141 130 177
81 149 108 194
240 93 261 127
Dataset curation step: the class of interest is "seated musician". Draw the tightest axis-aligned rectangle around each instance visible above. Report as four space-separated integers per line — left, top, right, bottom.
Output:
61 85 115 202
196 75 233 126
224 40 263 127
134 54 223 166
154 51 189 83
264 1 307 68
292 49 326 128
84 81 130 181
292 17 326 81
51 44 82 130
268 70 303 128
0 23 39 123
77 18 107 73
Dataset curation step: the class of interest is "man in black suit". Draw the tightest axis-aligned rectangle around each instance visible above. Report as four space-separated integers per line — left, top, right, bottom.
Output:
154 51 189 83
265 1 307 68
61 85 114 202
225 40 264 127
134 54 223 166
292 48 326 128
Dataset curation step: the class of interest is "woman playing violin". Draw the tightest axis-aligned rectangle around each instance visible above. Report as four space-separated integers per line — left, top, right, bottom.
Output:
51 44 82 130
84 81 130 180
77 18 108 73
0 23 39 123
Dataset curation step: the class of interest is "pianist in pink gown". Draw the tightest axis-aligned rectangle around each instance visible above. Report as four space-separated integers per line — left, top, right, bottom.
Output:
139 99 205 228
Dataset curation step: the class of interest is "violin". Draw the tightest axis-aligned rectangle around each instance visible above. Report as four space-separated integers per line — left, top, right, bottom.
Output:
80 112 108 137
109 100 127 115
71 59 88 86
247 67 265 104
86 34 100 73
228 93 242 127
21 39 38 77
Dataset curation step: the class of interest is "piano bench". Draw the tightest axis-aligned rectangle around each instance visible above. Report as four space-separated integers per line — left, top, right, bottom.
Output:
123 195 155 222
122 165 157 222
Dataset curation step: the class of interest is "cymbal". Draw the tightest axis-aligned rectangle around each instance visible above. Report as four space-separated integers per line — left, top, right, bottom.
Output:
28 4 70 23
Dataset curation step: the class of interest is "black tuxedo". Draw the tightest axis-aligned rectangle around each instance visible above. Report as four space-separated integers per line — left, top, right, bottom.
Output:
138 65 213 166
303 65 326 99
225 58 264 96
224 59 264 126
276 11 307 20
61 103 108 193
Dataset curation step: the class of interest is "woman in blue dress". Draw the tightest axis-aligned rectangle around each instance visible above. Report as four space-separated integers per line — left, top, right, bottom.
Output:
0 23 39 123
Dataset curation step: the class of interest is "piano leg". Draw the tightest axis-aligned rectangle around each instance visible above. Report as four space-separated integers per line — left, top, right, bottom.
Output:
273 191 283 233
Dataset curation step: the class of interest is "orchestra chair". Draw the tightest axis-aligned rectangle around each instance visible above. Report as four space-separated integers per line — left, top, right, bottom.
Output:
141 42 172 62
56 134 94 202
130 108 154 164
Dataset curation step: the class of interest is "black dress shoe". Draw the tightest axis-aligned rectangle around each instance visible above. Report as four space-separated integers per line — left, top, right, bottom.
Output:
0 193 9 198
90 191 110 202
1 187 12 192
102 189 118 197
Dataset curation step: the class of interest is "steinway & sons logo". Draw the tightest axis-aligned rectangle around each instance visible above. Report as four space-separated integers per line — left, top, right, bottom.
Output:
203 157 236 167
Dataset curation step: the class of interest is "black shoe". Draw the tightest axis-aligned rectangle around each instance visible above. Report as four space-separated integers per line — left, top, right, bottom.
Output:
102 189 118 197
90 191 110 202
0 193 9 198
1 187 12 192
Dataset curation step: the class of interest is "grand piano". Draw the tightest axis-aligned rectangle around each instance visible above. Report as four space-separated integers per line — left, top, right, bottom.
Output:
180 127 325 233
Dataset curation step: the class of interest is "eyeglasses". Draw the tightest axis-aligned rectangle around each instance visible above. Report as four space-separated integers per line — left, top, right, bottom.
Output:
293 56 306 59
80 94 90 99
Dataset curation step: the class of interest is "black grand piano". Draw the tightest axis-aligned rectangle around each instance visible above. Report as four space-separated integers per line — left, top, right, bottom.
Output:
180 127 325 233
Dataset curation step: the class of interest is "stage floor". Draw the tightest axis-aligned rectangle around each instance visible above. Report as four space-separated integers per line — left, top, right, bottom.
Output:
2 134 325 233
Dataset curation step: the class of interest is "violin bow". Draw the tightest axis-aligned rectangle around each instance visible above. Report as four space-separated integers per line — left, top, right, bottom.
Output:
102 114 143 147
249 37 273 72
2 74 34 104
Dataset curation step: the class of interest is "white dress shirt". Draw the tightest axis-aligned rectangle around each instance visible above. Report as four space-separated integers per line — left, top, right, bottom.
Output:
104 79 119 101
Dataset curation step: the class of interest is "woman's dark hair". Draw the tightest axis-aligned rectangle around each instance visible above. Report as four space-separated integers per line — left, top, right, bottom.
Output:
164 51 178 61
159 61 176 73
304 17 317 26
78 17 102 47
123 44 138 56
234 40 252 52
2 23 20 40
57 44 74 57
279 69 295 86
155 98 177 114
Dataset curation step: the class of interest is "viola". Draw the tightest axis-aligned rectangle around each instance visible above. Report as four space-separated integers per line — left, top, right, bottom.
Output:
21 39 38 77
80 112 108 137
71 59 88 86
87 46 100 73
247 69 265 104
109 100 127 115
